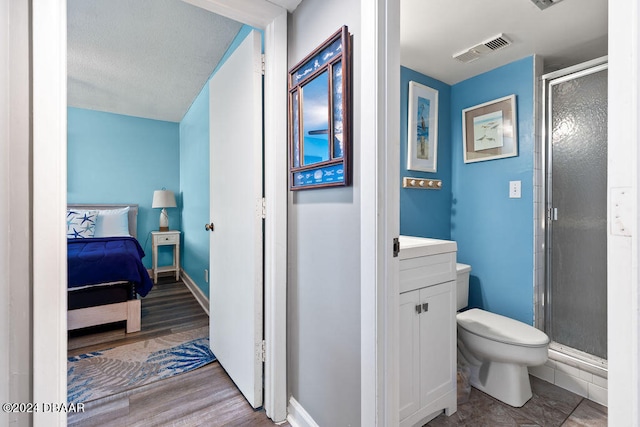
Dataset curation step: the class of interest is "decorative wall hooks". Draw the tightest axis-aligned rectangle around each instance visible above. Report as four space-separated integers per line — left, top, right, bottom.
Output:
403 177 442 190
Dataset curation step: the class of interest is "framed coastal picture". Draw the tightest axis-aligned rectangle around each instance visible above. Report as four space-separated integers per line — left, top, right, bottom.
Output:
407 81 438 173
462 94 517 163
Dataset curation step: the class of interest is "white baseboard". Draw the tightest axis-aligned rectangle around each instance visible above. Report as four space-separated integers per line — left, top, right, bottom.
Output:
180 269 210 316
287 397 319 427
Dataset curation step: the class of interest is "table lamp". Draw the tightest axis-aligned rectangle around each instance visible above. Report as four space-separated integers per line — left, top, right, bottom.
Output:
152 189 177 231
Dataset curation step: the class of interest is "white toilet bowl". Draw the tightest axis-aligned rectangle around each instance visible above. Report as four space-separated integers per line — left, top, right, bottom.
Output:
455 263 549 407
456 308 549 407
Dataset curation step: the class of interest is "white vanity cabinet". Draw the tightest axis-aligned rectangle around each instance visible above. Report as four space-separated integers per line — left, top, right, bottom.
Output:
399 236 457 427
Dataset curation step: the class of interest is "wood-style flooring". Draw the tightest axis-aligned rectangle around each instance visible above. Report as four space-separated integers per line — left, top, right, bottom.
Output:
68 276 285 427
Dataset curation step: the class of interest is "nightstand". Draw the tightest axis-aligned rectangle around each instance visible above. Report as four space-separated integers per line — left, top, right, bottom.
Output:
151 230 181 284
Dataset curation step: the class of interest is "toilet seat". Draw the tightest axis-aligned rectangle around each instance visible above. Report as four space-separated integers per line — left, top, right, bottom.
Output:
457 308 549 348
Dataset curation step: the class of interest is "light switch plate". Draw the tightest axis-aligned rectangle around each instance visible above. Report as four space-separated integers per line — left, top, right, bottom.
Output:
509 180 521 198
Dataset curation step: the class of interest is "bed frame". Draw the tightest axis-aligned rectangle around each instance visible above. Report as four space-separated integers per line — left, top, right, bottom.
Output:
67 204 143 333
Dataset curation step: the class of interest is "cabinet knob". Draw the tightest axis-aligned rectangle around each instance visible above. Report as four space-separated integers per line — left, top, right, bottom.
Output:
415 304 422 314
205 223 215 231
422 303 429 312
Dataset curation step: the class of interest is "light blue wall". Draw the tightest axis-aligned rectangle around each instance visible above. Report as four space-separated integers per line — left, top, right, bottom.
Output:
178 25 256 298
400 67 452 240
179 82 211 296
67 107 180 269
450 56 535 324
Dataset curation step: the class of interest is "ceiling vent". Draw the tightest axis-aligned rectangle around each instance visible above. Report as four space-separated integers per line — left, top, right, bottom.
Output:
453 34 512 64
530 0 564 10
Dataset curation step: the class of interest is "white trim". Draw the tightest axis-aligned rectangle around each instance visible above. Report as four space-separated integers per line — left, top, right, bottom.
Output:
0 0 10 415
33 0 288 424
262 9 289 423
361 0 400 425
33 0 68 425
180 269 210 316
608 0 640 425
286 397 320 427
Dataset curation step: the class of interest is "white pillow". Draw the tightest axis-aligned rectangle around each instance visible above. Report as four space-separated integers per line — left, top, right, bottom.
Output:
94 207 131 237
66 210 98 239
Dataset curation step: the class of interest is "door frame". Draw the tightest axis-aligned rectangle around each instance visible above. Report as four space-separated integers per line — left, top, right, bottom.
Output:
360 0 401 425
32 0 290 424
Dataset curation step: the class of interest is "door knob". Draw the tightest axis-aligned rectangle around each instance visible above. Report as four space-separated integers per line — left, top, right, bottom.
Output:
205 223 215 231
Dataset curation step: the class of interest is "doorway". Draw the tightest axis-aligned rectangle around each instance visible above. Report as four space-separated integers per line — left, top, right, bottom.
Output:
543 58 608 364
32 1 288 424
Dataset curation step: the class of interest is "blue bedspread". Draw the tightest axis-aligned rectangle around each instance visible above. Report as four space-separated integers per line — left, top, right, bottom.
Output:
67 237 154 297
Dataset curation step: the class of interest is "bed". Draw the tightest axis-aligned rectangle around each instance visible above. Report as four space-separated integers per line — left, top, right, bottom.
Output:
66 204 153 333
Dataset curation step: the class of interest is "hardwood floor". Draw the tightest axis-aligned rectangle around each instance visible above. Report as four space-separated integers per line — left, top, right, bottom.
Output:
68 276 285 427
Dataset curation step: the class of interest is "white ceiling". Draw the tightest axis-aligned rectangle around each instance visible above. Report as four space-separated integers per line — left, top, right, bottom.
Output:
67 0 243 123
68 0 607 122
401 0 608 85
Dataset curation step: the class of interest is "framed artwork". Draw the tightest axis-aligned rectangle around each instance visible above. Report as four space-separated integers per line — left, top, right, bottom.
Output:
288 26 352 190
462 94 518 163
407 81 438 172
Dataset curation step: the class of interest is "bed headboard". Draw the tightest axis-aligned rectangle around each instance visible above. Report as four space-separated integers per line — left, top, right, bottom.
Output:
68 204 139 239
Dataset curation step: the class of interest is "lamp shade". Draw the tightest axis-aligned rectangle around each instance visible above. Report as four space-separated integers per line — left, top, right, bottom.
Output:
152 190 177 209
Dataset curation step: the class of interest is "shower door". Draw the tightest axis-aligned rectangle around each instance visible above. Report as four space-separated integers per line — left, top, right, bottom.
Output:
546 62 608 360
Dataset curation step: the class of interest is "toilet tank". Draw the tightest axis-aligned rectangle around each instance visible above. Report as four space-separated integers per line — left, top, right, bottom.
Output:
456 263 471 311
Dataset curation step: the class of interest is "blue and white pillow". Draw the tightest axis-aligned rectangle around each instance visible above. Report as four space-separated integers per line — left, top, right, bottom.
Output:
66 210 98 239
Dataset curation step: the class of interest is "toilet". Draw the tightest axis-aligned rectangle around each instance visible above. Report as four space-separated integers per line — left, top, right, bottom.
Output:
455 263 549 407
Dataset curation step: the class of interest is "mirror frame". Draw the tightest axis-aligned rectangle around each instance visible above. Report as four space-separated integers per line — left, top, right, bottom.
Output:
288 26 352 190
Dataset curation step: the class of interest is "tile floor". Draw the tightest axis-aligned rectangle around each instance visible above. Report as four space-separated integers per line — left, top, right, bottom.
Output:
427 376 607 426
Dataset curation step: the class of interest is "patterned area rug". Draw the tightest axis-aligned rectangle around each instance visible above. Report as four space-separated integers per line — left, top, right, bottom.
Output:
68 326 215 402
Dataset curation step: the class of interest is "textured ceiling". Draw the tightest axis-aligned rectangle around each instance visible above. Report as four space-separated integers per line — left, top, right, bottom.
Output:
67 0 243 122
401 0 608 85
69 0 607 122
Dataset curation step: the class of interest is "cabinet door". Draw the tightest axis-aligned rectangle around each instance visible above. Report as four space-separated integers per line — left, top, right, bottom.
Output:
399 289 421 420
419 281 456 407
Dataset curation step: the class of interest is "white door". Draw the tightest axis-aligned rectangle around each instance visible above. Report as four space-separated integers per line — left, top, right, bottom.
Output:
209 30 264 409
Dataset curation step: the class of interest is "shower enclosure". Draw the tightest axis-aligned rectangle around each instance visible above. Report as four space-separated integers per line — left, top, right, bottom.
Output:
543 58 608 364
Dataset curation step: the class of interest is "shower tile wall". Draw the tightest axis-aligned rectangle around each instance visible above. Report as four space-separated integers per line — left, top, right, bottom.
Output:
529 359 608 406
533 56 545 329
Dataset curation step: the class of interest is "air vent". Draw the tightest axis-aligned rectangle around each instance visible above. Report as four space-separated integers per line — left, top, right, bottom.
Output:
483 35 511 51
530 0 564 10
453 34 512 64
453 50 480 64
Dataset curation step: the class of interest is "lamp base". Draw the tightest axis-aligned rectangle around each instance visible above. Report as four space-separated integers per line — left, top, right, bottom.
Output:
158 208 170 232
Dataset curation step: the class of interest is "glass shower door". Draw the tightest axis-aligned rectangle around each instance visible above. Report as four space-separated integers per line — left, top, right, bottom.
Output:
547 65 608 360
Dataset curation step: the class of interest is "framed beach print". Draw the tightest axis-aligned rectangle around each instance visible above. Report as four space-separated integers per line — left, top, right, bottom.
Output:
462 94 518 163
407 81 438 172
288 26 352 190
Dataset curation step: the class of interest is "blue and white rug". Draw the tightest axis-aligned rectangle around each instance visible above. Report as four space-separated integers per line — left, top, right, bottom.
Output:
68 326 215 403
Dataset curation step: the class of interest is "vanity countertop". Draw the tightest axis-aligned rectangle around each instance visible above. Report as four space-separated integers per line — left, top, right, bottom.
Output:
399 235 457 260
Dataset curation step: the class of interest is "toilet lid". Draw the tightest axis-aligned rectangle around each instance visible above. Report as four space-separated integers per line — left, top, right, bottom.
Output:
457 308 549 347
